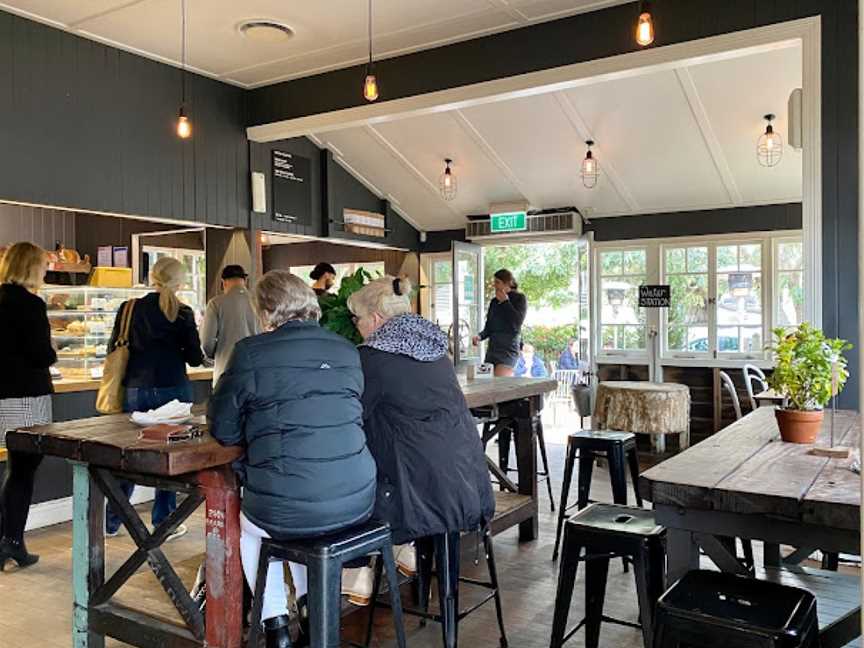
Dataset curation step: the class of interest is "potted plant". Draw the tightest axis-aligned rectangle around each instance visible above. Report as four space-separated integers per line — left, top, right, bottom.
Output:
767 323 852 443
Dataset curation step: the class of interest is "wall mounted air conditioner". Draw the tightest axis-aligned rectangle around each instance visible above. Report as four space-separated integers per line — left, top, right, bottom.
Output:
465 209 582 242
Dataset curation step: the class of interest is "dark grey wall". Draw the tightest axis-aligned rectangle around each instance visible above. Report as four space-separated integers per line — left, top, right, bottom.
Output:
0 10 249 228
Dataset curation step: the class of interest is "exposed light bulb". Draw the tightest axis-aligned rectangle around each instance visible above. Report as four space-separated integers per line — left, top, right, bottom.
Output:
364 73 379 102
176 109 192 139
765 135 775 150
439 159 457 200
443 174 452 188
580 141 599 189
636 12 654 45
584 159 595 174
757 114 783 167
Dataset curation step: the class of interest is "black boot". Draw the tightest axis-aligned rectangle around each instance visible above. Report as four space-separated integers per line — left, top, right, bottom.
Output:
264 614 292 648
0 537 39 571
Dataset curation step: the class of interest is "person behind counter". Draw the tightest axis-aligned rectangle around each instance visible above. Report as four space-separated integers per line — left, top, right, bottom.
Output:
0 242 55 570
209 270 376 648
105 257 204 540
309 262 337 297
344 276 495 606
200 264 260 385
472 269 528 377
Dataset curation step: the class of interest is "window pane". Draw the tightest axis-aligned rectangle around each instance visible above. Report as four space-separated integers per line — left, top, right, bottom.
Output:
622 250 646 274
740 244 761 270
665 245 709 355
601 251 622 275
687 247 708 273
432 285 452 327
669 274 708 325
601 325 616 350
666 248 685 274
601 279 641 324
717 327 740 352
687 326 710 351
740 327 763 353
433 261 452 284
622 326 646 350
778 241 803 271
717 245 738 272
667 326 687 351
777 270 804 326
717 272 762 325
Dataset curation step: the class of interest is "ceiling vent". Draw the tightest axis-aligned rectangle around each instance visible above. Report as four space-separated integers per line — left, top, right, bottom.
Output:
238 20 295 42
466 210 583 242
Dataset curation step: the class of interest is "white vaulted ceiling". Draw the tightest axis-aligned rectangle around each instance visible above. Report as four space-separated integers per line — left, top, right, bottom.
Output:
0 0 630 88
316 44 803 230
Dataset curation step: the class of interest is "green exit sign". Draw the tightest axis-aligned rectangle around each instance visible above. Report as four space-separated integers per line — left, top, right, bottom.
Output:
490 211 527 233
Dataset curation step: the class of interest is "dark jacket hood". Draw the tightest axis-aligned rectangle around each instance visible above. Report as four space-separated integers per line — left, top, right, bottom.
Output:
362 313 447 362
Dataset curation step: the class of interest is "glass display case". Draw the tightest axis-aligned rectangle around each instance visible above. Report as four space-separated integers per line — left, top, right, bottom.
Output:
41 285 203 382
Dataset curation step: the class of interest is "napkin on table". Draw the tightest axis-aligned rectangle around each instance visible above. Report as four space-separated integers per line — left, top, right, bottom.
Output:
131 399 193 426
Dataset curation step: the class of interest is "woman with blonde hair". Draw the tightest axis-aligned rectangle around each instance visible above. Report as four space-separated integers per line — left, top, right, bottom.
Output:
0 242 54 569
105 256 204 538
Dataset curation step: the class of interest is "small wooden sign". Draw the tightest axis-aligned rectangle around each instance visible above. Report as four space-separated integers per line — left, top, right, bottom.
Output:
639 285 670 308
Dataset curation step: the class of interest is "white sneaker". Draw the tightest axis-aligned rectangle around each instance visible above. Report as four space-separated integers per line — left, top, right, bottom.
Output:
165 524 188 542
105 528 122 538
341 566 374 606
394 543 416 577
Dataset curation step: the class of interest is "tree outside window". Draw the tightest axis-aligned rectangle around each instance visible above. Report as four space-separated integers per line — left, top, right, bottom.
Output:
599 249 646 351
716 243 763 354
775 240 804 329
665 246 709 353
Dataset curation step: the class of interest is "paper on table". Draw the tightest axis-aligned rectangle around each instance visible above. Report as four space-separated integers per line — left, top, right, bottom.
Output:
130 399 193 426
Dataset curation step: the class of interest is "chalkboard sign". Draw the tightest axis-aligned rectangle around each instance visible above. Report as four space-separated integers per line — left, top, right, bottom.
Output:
639 285 671 307
272 151 311 224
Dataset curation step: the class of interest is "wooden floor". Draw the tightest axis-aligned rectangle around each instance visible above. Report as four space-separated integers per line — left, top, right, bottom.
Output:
0 441 859 648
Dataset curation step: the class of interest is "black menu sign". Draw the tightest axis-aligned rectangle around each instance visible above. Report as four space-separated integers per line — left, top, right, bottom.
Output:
639 285 671 308
272 150 311 224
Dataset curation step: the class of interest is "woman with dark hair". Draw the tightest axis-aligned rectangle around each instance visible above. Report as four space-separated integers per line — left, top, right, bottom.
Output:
309 262 337 297
473 269 528 377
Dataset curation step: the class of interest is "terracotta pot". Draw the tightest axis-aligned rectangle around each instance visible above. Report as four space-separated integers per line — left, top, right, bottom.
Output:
775 408 823 444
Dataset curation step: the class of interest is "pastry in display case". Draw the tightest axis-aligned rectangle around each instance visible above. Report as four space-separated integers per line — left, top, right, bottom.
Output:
41 285 204 383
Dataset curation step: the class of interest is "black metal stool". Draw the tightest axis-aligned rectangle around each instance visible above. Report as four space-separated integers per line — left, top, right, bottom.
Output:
653 570 819 648
550 503 666 648
552 430 642 561
248 520 407 648
365 529 508 648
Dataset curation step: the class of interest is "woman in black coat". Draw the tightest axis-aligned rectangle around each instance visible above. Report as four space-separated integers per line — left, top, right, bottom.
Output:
346 276 495 601
210 270 376 648
0 242 55 570
473 268 527 376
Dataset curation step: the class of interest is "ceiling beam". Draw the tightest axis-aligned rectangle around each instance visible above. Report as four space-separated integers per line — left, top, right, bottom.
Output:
484 0 530 23
552 91 640 213
675 67 743 206
450 109 541 207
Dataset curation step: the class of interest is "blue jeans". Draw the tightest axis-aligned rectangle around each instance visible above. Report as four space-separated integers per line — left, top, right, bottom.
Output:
106 384 194 534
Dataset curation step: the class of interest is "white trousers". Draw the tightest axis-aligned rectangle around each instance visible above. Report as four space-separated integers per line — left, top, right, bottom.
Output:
239 512 308 621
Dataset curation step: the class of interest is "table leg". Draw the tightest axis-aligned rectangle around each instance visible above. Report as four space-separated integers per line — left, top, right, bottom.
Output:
199 467 243 648
72 462 105 648
513 408 539 542
650 434 666 455
666 529 699 584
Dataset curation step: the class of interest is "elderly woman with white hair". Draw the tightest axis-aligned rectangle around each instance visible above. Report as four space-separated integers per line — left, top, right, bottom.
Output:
209 270 376 648
105 256 204 538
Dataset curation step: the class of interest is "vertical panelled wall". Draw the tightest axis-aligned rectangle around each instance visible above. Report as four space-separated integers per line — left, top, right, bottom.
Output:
248 0 859 407
0 203 76 250
0 10 249 228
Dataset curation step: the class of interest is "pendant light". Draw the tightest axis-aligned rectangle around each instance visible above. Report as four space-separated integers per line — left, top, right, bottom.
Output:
439 159 457 201
176 0 191 139
757 114 783 167
635 0 655 47
580 141 599 189
363 0 379 102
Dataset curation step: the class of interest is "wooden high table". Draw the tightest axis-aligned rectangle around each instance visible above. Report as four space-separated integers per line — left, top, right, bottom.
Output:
7 414 244 648
640 406 861 647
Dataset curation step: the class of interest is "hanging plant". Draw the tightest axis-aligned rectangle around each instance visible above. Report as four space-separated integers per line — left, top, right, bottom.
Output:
319 268 373 345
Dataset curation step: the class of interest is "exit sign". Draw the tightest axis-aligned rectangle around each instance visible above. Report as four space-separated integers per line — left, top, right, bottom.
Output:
490 211 527 233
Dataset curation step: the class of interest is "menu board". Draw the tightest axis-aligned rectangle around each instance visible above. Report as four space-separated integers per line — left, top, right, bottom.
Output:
272 150 311 224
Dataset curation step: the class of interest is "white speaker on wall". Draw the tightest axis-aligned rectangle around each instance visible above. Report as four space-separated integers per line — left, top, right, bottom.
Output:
788 88 803 150
251 172 267 213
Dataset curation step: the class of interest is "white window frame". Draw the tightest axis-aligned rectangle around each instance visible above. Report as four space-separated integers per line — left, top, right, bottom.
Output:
660 243 713 361
772 236 805 333
419 252 452 324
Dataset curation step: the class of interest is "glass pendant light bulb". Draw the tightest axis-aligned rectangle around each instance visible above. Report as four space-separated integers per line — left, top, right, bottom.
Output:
439 159 457 201
757 114 783 167
580 141 599 189
364 72 379 102
177 108 192 139
636 1 654 46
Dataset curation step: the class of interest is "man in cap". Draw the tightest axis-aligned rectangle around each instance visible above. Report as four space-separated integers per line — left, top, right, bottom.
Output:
201 265 260 384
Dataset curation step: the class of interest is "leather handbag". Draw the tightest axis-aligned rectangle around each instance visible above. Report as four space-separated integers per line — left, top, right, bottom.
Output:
96 299 136 415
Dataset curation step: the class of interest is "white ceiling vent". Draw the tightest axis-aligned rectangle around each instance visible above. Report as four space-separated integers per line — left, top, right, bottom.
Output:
238 20 295 43
466 211 582 243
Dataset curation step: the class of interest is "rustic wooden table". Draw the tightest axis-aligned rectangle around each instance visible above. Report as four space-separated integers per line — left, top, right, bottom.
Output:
6 414 244 648
461 376 558 542
594 381 691 453
640 406 861 648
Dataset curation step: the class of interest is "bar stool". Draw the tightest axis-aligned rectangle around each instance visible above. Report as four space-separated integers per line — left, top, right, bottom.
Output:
550 503 666 648
365 528 508 648
552 430 642 561
653 570 819 648
248 520 407 648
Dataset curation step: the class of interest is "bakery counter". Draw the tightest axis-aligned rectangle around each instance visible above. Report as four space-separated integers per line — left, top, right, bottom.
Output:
51 367 214 393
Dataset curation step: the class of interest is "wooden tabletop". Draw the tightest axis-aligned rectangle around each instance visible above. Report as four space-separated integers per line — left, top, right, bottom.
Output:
5 414 242 477
460 376 558 409
640 406 861 531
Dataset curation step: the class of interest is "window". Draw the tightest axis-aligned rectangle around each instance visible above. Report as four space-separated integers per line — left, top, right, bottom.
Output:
774 239 804 329
599 248 647 352
665 246 709 354
716 243 763 354
430 259 453 330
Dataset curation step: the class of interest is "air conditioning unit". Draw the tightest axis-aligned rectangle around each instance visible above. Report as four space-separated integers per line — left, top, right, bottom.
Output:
465 210 583 242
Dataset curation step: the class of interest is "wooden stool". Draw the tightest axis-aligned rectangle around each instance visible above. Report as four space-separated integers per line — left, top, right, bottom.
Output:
653 570 819 648
550 503 666 648
552 430 642 561
248 520 407 648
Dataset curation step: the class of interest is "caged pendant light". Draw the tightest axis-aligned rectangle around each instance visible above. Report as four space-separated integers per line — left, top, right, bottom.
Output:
439 159 457 200
363 0 379 102
580 141 599 189
176 0 191 139
757 114 783 167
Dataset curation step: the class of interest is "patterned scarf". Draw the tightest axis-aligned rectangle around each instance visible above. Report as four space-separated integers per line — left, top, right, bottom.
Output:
362 313 448 362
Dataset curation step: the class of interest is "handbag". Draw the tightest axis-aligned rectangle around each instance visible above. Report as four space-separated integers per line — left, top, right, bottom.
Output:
96 299 136 415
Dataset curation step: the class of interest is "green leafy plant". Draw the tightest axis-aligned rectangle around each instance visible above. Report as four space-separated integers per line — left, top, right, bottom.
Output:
522 324 579 365
319 268 373 344
767 322 852 411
